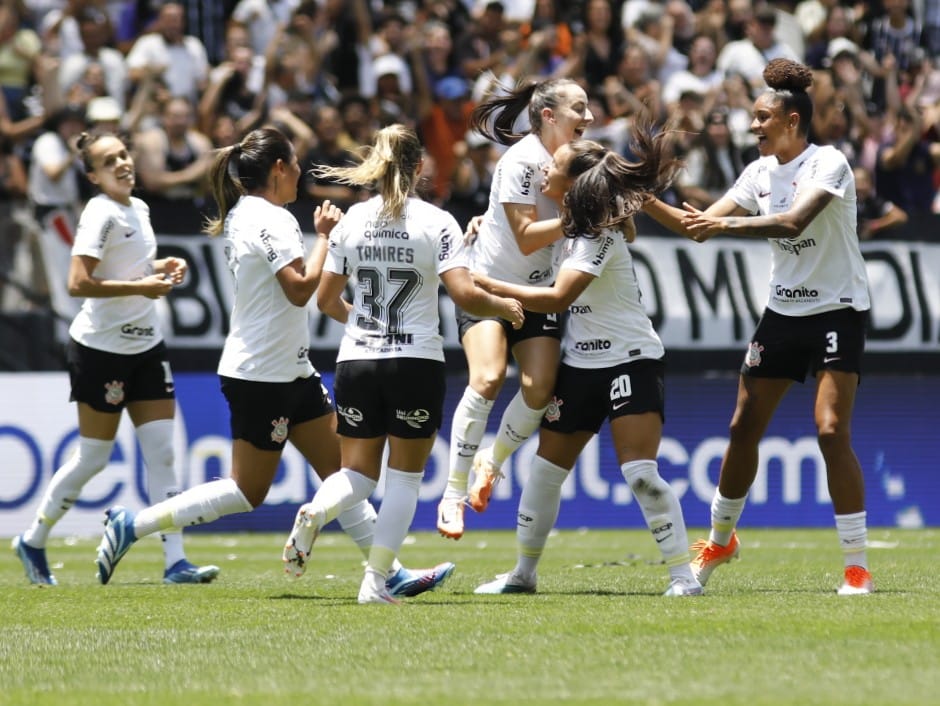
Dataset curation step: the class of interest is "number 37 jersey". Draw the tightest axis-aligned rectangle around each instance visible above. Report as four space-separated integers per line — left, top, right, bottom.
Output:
324 195 468 363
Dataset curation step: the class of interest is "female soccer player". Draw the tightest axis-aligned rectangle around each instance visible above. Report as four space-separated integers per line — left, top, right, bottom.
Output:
471 133 703 596
95 127 456 597
13 132 218 585
643 58 874 595
438 77 594 541
283 124 523 603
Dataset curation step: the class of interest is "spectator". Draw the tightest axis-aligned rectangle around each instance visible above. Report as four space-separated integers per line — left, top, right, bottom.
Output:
445 128 497 230
876 106 940 214
454 0 508 81
716 3 800 91
197 43 265 137
854 165 909 239
676 107 749 210
605 44 663 123
0 132 27 310
300 103 366 212
578 0 624 96
230 0 300 56
58 7 127 109
0 2 42 121
662 33 723 111
418 76 476 203
125 1 209 104
133 95 214 232
337 92 377 150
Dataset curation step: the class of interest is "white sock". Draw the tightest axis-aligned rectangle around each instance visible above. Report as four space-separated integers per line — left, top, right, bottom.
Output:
709 490 747 546
491 390 547 468
134 478 252 537
445 387 493 499
136 419 185 569
514 455 568 579
835 511 868 569
366 468 423 578
23 437 113 547
622 460 693 576
309 468 377 528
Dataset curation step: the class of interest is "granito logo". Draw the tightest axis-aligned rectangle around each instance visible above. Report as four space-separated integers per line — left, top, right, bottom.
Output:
297 346 309 359
776 238 817 256
396 408 431 429
528 266 552 283
574 339 612 351
121 324 155 337
337 406 363 427
775 284 819 299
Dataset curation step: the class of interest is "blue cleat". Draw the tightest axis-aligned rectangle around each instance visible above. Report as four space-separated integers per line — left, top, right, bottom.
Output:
386 561 456 598
163 559 221 584
12 535 57 586
96 506 137 585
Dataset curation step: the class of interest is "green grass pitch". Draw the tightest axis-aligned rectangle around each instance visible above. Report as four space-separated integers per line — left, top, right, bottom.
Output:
2 527 937 706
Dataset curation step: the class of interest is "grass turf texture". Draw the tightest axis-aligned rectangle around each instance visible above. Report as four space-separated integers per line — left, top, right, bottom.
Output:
1 527 936 706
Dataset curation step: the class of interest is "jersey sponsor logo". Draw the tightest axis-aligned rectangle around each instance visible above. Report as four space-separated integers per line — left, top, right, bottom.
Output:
520 165 534 196
297 346 309 359
124 229 135 239
438 228 452 261
775 237 817 256
758 190 770 198
364 220 410 240
100 217 116 247
574 338 612 351
744 341 764 368
104 380 125 406
120 324 156 337
569 305 592 314
544 395 563 422
270 416 289 444
774 284 819 299
356 333 414 348
528 266 552 284
396 408 431 429
591 236 614 266
259 228 278 263
337 405 363 427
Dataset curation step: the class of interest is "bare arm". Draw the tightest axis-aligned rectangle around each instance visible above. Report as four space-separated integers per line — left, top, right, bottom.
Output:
440 267 524 328
316 270 351 324
681 186 835 241
504 202 564 255
275 201 342 306
67 255 173 299
641 194 745 238
472 267 594 314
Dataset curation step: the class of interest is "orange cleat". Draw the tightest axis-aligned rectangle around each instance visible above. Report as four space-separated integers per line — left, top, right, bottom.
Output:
690 531 741 586
468 448 504 513
837 565 874 595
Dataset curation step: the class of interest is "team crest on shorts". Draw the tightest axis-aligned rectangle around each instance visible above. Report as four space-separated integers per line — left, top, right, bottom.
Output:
544 396 563 423
744 341 765 368
270 416 289 444
104 380 125 405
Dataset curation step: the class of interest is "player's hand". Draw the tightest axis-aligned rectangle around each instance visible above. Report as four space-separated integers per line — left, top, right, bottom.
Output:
139 274 174 299
314 199 343 237
464 214 484 245
501 298 524 329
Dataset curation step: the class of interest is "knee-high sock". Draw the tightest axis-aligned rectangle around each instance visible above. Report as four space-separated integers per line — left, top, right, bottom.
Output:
622 460 693 574
134 478 252 537
514 455 568 579
23 437 114 547
365 469 423 579
835 511 868 569
136 419 185 569
335 499 403 575
490 390 547 468
307 469 377 528
445 387 493 498
709 491 747 546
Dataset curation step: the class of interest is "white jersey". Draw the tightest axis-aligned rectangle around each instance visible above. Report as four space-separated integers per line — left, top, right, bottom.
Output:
556 229 664 369
325 195 468 362
68 194 163 354
217 195 314 382
727 144 870 316
470 133 557 286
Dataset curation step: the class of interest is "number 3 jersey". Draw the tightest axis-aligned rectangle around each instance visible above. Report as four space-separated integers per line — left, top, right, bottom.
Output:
556 228 664 369
325 195 468 363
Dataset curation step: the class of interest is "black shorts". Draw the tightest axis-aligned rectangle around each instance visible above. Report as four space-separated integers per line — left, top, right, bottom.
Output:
67 339 175 412
220 373 334 451
741 307 868 382
333 358 445 439
541 358 665 435
455 304 563 347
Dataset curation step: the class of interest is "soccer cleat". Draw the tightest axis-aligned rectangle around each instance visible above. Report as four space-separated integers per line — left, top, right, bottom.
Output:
437 496 467 539
95 506 137 585
386 562 456 598
282 504 322 579
12 535 57 586
837 565 874 595
468 447 504 513
690 531 741 586
163 559 221 584
357 586 402 605
663 576 704 596
473 571 537 594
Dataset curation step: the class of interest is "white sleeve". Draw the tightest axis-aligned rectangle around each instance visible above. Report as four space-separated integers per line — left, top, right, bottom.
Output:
324 219 349 276
72 200 113 259
257 211 305 275
558 234 610 278
726 160 761 213
435 214 469 275
806 148 852 199
497 155 541 207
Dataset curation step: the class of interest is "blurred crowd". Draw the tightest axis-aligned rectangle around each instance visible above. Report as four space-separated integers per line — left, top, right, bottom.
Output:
2 0 939 313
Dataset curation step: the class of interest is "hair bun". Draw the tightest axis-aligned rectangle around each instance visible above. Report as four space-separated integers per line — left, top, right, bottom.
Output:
763 58 813 93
